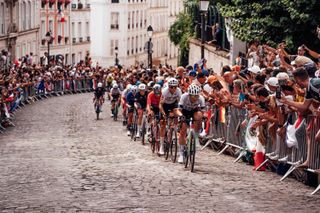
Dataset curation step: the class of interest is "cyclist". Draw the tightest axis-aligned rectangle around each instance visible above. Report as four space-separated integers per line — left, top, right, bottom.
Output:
159 78 182 155
176 84 206 163
93 82 105 110
106 73 114 99
121 83 132 124
110 83 121 117
126 85 138 136
147 84 162 117
134 83 148 138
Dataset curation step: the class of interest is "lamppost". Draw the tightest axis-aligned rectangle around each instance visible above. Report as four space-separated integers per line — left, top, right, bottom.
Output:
45 31 53 65
199 0 210 60
147 25 153 69
115 46 119 66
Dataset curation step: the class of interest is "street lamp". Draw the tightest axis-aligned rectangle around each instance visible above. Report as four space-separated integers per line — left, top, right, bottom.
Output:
45 31 53 65
115 46 119 66
199 0 209 60
147 25 153 69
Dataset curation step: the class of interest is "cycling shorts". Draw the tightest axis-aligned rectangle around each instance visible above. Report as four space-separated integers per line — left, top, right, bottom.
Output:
182 108 200 121
163 102 178 116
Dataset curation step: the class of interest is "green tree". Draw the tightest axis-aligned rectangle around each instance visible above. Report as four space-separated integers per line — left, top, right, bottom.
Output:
218 0 320 51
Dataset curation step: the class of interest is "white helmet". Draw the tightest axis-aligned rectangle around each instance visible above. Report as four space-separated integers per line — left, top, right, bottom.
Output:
126 84 132 90
168 78 179 87
138 83 146 91
147 81 155 87
97 82 103 88
153 84 161 94
131 85 138 93
188 84 201 96
108 73 113 78
113 83 118 89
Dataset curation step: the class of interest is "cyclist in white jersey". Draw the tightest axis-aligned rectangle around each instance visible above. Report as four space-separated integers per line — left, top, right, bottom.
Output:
176 84 206 163
158 78 182 155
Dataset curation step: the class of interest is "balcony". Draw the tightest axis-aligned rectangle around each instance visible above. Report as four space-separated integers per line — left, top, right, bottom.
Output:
72 38 76 43
79 37 83 42
65 37 69 44
71 3 76 9
87 36 90 42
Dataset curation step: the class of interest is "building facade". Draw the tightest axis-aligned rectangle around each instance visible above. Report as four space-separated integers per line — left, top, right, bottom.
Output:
40 0 90 65
70 0 90 64
90 0 183 68
0 0 40 63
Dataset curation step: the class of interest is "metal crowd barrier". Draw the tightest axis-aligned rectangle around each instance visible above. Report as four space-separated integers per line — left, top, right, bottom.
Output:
205 105 320 195
0 78 94 134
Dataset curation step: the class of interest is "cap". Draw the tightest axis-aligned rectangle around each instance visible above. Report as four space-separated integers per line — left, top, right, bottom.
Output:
266 77 279 87
248 65 261 74
188 70 197 77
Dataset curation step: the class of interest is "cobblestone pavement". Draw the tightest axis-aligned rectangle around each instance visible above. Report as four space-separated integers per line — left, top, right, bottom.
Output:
0 93 319 213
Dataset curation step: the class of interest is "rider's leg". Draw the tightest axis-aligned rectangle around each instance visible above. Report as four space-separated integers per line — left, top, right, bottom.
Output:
178 122 187 163
136 109 143 137
193 111 203 134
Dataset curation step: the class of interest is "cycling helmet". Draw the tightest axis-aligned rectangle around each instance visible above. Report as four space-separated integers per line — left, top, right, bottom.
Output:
113 84 118 89
138 83 146 91
131 85 138 93
153 84 161 94
168 78 179 87
188 84 201 96
147 81 155 88
126 84 132 90
97 82 103 88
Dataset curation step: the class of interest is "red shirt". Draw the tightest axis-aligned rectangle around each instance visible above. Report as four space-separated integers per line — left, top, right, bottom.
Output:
147 91 161 108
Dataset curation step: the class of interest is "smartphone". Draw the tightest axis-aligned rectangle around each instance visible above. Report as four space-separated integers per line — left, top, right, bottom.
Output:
276 87 281 99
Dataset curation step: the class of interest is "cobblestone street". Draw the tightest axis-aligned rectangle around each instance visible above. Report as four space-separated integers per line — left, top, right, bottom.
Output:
0 93 319 212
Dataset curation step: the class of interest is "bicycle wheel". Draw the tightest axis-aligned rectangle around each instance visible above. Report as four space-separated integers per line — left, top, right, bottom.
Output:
141 116 146 145
96 105 100 120
113 104 118 121
170 128 178 163
131 113 137 141
184 131 190 168
155 124 160 155
164 129 171 160
150 124 156 153
190 132 196 172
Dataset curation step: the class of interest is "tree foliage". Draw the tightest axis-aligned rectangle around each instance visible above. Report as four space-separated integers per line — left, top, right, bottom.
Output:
169 0 198 66
218 0 320 51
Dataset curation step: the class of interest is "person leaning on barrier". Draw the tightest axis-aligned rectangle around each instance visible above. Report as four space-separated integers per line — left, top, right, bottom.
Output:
280 67 320 168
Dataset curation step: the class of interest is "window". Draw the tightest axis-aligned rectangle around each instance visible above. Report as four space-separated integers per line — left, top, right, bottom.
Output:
111 12 119 30
111 0 119 3
128 12 131 29
78 22 82 40
110 40 118 55
0 3 5 35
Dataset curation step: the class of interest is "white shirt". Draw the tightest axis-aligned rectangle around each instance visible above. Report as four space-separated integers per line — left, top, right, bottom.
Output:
161 87 182 104
178 93 205 111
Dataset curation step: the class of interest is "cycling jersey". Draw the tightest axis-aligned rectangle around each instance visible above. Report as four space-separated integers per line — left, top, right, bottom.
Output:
161 87 182 104
147 92 161 109
178 93 206 111
135 92 148 109
126 92 135 106
110 88 121 99
94 88 105 98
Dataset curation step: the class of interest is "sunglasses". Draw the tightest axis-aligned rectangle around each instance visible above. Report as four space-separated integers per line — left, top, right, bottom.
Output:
169 86 177 89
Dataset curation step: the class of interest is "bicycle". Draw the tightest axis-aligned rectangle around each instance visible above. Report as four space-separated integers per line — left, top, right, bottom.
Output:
131 107 138 141
113 100 119 121
140 111 147 145
164 112 178 163
95 99 102 120
183 117 200 172
149 114 160 154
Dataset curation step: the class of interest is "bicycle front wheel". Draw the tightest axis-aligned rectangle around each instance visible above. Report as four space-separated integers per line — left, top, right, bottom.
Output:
170 129 178 163
141 117 146 145
96 105 100 120
113 104 118 121
190 133 196 172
